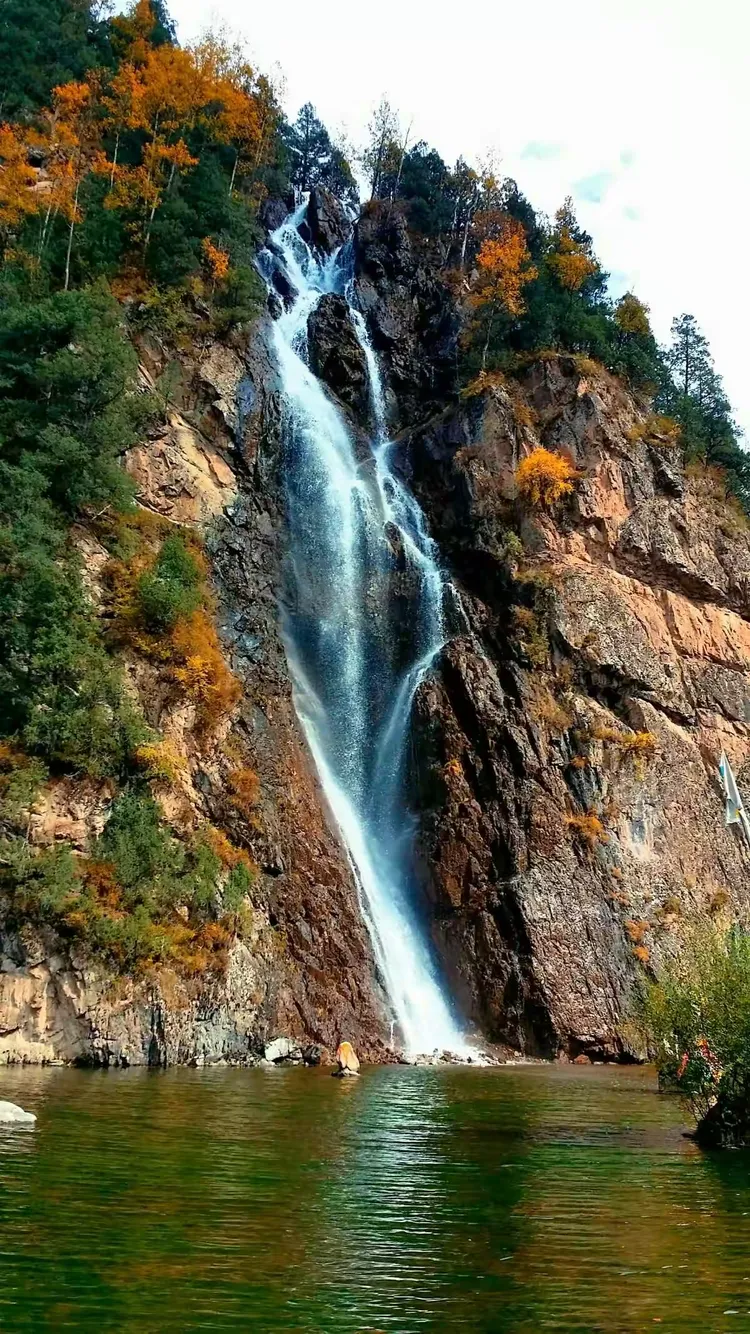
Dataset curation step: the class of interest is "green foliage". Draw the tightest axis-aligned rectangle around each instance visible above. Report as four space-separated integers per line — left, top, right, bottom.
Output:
397 142 454 237
96 787 180 903
136 533 202 632
637 925 750 1124
224 860 253 913
0 283 143 520
0 786 253 973
0 749 48 825
0 283 152 774
0 837 82 915
211 263 265 333
656 313 747 510
0 0 109 117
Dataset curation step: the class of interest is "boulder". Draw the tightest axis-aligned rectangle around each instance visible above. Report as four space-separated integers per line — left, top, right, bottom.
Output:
0 1101 36 1124
333 1040 360 1076
307 294 369 417
259 196 291 234
695 1067 750 1148
264 1036 303 1064
307 187 351 255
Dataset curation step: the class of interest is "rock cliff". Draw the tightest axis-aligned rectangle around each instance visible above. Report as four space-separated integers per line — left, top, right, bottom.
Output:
398 358 750 1057
3 195 749 1067
0 306 389 1067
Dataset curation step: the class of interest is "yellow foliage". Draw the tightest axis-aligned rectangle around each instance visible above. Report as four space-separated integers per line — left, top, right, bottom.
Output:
515 447 580 509
461 368 508 398
591 725 657 764
170 610 241 736
632 944 650 965
620 731 657 759
572 355 601 378
627 414 681 447
530 686 572 735
133 740 187 783
548 203 599 292
227 767 260 818
566 812 608 850
511 604 549 667
615 293 652 338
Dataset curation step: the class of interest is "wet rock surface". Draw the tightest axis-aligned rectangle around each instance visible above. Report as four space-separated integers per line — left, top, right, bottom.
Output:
307 294 370 418
354 203 459 429
306 186 351 255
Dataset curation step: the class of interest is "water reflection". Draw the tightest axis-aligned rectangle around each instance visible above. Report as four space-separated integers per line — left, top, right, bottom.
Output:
0 1065 749 1331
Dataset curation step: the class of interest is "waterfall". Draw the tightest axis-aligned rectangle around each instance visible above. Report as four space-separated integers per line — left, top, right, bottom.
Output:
261 205 468 1058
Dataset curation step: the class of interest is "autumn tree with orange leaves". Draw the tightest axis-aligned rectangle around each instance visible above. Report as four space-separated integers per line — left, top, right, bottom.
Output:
468 215 537 367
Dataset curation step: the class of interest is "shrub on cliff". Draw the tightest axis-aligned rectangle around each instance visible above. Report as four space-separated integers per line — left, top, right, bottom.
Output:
515 448 580 510
136 534 203 632
637 925 750 1145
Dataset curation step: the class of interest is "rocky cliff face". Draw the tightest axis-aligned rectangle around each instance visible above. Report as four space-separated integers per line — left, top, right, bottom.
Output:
0 303 389 1067
397 358 750 1058
4 196 749 1068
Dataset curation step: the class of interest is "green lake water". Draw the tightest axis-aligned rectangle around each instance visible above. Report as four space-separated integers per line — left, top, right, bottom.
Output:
1 1063 750 1332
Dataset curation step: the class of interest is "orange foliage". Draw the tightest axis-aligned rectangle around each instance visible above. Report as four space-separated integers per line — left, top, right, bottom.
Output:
0 124 44 235
625 919 649 945
227 767 260 817
170 610 241 735
566 812 608 850
515 447 580 509
632 944 650 965
202 237 230 282
202 825 254 871
82 859 124 913
470 217 537 317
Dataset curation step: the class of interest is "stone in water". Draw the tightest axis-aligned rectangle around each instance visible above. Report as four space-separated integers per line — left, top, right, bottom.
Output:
0 1101 36 1124
334 1041 360 1076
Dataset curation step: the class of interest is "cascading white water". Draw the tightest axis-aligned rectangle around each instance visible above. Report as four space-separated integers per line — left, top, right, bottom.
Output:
260 205 468 1057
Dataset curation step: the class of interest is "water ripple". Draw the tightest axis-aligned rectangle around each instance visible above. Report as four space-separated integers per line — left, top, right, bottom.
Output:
1 1065 749 1331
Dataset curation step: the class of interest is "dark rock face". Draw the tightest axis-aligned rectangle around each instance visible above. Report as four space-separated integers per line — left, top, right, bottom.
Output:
393 356 750 1058
307 294 369 417
259 195 292 234
354 203 459 429
307 186 351 254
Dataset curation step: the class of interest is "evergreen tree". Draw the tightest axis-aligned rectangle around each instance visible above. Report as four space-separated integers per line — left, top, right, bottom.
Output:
284 103 332 195
666 313 710 399
396 142 453 236
0 0 108 117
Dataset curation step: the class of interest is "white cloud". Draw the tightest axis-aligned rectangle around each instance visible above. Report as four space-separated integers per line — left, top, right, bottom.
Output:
143 0 750 436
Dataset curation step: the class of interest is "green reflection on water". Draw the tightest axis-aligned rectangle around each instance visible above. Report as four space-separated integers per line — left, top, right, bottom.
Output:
1 1063 749 1331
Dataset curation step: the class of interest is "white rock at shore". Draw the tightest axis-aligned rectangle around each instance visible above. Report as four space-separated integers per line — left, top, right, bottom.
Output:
0 1100 37 1124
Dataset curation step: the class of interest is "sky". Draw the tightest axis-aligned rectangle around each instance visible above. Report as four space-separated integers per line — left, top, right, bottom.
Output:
145 0 749 435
